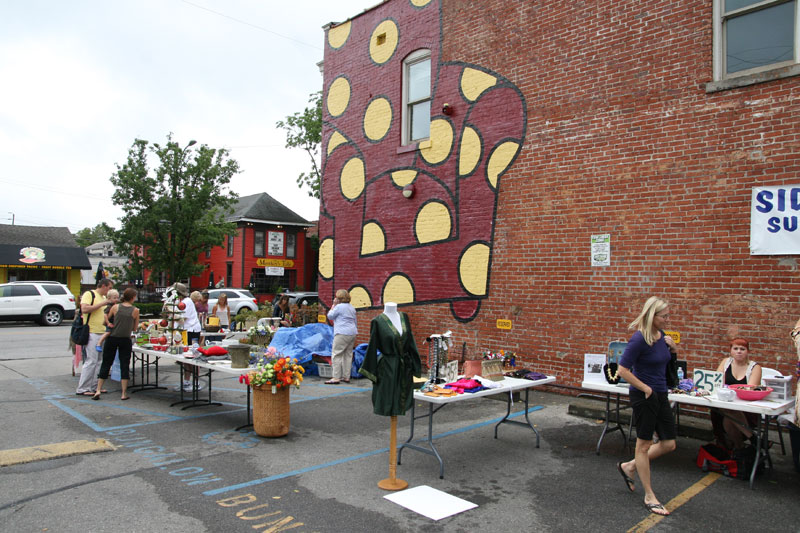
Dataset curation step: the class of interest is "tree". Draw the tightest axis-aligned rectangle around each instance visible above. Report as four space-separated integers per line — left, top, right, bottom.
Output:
276 91 322 199
110 135 240 285
73 223 115 247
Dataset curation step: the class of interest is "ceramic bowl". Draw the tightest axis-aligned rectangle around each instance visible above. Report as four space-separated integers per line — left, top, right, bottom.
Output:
729 384 772 401
716 388 736 402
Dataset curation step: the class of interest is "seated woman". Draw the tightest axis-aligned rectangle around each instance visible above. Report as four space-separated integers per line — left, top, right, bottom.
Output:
711 338 762 449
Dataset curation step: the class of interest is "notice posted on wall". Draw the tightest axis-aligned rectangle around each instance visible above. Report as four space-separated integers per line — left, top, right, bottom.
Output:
591 234 610 266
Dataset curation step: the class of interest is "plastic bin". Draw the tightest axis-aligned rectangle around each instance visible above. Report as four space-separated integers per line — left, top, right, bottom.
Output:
317 363 332 378
763 376 792 401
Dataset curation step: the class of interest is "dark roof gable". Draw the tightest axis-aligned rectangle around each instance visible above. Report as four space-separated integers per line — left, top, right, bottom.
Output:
228 193 311 226
0 224 82 246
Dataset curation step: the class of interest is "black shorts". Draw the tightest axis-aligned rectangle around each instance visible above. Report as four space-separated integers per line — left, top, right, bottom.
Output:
630 389 676 442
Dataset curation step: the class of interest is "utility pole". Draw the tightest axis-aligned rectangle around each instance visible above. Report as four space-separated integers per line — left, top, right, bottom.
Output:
7 212 14 225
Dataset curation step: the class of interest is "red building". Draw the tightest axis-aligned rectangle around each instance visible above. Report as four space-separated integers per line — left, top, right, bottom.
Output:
320 0 800 385
190 193 315 302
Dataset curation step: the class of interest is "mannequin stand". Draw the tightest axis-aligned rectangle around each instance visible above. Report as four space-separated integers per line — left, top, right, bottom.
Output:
378 415 408 491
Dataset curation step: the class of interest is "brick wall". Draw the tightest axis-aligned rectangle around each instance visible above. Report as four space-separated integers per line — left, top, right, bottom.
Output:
321 0 800 386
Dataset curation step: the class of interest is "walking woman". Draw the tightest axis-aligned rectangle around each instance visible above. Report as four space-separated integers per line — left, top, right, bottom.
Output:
615 296 678 517
94 288 140 401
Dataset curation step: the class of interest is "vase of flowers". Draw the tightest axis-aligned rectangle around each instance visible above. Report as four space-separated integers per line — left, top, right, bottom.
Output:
239 347 305 437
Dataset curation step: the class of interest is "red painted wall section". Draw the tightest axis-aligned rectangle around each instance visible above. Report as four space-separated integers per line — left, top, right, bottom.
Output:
320 0 526 323
321 0 800 385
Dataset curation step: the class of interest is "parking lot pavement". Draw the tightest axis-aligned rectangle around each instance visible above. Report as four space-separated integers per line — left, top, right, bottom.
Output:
1 324 798 532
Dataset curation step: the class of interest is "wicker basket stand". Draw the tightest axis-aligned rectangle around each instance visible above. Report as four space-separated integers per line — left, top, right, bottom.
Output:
252 385 290 437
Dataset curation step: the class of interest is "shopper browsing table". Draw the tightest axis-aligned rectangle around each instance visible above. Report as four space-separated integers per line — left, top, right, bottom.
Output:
325 289 357 385
94 288 140 401
615 296 678 517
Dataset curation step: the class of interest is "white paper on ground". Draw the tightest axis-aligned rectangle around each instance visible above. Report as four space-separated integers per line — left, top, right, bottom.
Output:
384 485 477 520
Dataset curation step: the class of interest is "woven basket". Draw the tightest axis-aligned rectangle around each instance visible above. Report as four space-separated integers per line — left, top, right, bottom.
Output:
252 385 290 437
248 334 272 347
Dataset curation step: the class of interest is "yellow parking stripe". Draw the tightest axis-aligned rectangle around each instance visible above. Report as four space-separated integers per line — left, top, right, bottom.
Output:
627 473 721 533
0 439 116 467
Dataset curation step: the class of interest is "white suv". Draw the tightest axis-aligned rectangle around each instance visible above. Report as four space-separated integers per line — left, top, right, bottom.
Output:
0 281 77 326
206 288 258 316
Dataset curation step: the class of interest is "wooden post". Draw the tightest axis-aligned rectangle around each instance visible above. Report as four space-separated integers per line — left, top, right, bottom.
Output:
378 415 408 491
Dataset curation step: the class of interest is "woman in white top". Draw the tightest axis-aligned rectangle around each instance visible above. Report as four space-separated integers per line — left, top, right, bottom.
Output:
325 289 358 384
212 292 231 327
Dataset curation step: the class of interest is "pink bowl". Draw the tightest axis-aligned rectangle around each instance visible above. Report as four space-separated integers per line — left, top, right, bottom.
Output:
729 384 772 401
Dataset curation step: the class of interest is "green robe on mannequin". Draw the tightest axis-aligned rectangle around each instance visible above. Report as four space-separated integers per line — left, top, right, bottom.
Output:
359 303 422 416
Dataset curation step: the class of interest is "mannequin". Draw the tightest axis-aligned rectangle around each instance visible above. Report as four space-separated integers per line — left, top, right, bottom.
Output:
383 302 403 333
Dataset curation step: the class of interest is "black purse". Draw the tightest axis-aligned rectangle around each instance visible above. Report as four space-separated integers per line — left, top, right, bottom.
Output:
665 350 679 389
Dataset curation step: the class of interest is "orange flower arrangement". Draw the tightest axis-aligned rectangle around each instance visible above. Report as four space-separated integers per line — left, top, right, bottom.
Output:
239 347 304 393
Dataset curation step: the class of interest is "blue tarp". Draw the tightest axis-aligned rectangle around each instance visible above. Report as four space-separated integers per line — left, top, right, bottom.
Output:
269 323 334 368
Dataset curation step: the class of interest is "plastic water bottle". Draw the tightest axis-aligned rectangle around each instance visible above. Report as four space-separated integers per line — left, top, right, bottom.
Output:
677 367 684 381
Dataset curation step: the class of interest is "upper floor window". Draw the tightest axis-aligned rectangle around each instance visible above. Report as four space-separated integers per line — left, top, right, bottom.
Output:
254 230 265 257
227 234 234 257
402 49 431 145
286 233 296 259
714 0 797 80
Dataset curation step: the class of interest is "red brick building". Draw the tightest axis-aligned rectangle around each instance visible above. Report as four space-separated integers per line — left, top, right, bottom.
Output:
189 193 315 301
319 0 800 385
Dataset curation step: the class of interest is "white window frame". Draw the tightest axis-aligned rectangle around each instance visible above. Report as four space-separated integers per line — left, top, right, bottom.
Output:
401 49 432 145
713 0 799 81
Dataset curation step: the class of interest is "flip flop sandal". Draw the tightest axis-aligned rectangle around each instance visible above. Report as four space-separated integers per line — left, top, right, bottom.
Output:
644 502 669 516
324 380 340 385
617 461 635 492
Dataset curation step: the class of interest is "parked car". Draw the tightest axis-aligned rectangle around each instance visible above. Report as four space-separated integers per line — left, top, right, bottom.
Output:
206 288 258 316
0 281 76 326
283 291 319 308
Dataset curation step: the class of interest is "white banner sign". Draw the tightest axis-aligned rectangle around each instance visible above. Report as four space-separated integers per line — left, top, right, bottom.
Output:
268 231 284 256
750 185 800 255
265 267 284 276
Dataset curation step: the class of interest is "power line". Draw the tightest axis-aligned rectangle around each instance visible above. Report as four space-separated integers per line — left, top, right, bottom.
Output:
178 0 322 50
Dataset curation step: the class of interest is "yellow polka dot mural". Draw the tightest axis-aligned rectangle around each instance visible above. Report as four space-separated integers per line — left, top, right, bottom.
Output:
348 286 372 309
328 21 351 49
340 157 365 200
361 222 386 255
487 141 520 189
327 77 351 117
458 126 482 176
391 169 417 187
461 68 497 102
318 238 334 279
317 0 527 322
327 131 348 156
369 20 398 65
415 201 452 244
459 243 490 296
363 97 392 141
419 119 453 165
383 274 414 304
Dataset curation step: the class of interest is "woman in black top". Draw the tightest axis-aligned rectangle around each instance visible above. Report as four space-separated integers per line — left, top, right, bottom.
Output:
94 288 140 401
272 294 290 327
712 338 761 449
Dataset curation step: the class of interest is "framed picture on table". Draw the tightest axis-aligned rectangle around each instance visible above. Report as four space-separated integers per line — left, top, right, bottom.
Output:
584 353 606 383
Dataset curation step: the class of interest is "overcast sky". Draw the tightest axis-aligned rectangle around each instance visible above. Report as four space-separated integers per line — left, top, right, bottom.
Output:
0 0 373 233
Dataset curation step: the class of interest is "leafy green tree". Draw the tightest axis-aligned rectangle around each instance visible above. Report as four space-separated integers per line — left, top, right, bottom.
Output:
74 222 115 247
110 135 240 284
276 91 322 199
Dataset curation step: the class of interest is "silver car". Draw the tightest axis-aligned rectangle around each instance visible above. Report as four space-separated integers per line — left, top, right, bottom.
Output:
206 288 258 316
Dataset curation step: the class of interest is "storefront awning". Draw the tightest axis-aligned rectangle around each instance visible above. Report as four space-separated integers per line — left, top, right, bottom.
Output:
0 244 92 269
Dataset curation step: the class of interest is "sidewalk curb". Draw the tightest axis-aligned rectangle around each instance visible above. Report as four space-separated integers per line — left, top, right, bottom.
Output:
0 438 116 467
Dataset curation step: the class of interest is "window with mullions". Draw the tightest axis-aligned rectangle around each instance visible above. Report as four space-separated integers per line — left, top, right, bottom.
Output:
714 0 797 80
402 50 431 145
254 230 265 257
227 234 234 257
